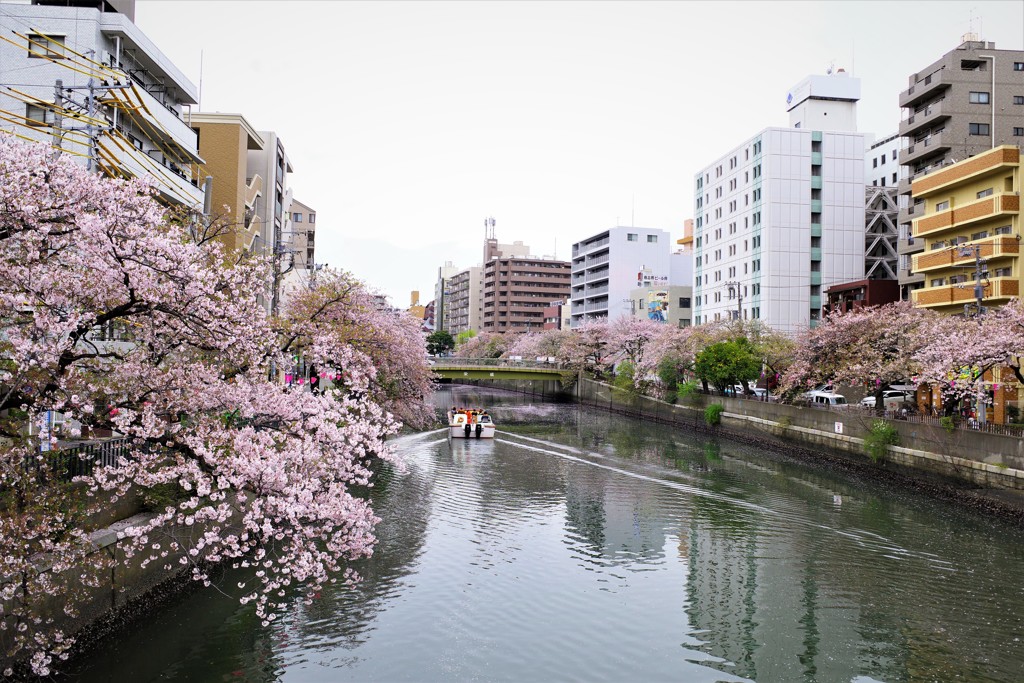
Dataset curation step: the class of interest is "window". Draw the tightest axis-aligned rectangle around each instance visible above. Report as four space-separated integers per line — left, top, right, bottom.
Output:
627 233 638 242
892 172 897 183
935 200 949 211
308 214 316 224
969 91 990 104
970 123 990 135
977 188 994 199
753 164 761 178
679 297 691 308
930 278 945 287
1014 96 1024 105
881 154 886 164
646 234 657 243
25 103 52 127
971 231 989 241
27 33 65 59
995 267 1012 278
995 225 1013 235
1014 127 1024 137
1015 62 1024 71
292 212 303 223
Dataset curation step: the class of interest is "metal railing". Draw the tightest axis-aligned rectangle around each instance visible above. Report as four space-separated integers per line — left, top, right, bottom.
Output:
25 437 132 482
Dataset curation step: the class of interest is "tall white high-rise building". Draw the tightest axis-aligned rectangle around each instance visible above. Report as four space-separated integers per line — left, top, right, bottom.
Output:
570 226 670 327
693 72 866 334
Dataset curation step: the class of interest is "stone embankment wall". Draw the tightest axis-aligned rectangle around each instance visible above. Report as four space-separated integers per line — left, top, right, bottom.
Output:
577 378 1024 492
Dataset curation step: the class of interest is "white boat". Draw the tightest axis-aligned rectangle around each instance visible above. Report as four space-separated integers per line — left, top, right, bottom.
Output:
448 408 496 439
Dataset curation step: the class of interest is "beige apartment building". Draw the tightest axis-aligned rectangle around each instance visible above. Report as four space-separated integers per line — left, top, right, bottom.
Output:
189 113 264 254
482 257 571 333
897 37 1024 299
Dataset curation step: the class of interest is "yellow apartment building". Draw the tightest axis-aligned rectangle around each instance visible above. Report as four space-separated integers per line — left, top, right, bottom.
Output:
189 113 265 255
911 145 1021 422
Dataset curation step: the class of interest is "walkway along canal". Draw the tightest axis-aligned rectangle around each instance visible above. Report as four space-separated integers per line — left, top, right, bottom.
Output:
64 387 1024 682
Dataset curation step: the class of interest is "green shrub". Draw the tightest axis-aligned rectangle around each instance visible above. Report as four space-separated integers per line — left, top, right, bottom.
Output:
864 419 899 463
612 361 636 392
939 416 956 433
677 379 699 404
663 390 678 405
705 403 724 427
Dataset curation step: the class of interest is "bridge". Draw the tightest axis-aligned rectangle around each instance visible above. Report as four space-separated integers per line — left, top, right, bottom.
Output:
431 359 572 382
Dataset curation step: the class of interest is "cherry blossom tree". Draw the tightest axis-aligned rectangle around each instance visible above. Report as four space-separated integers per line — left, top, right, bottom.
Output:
278 269 435 429
453 331 509 359
604 317 663 392
915 302 1024 413
0 137 419 674
558 320 611 378
782 302 937 407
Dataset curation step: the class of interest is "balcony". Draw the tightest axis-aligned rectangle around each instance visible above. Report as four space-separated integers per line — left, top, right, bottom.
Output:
586 253 609 267
810 175 822 190
572 273 586 284
898 99 951 138
811 152 822 166
810 247 822 261
586 284 609 297
913 236 1020 273
810 271 822 286
100 138 203 207
899 131 951 167
810 199 822 213
912 146 1021 198
810 295 822 310
811 223 822 237
912 276 1019 309
913 193 1020 238
899 69 951 109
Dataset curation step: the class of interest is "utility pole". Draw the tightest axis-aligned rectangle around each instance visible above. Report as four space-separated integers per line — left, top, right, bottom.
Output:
958 243 989 424
51 79 63 157
51 73 129 171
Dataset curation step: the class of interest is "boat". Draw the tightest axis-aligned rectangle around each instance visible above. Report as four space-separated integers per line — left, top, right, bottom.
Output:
448 407 496 439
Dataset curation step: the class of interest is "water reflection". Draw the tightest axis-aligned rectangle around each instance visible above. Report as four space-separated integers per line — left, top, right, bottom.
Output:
65 386 1024 683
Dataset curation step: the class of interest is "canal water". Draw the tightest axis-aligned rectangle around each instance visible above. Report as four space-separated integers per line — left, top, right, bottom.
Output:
66 387 1024 682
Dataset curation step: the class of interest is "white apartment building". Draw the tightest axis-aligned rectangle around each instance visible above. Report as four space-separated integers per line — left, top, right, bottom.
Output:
694 129 866 333
443 265 483 336
0 0 203 207
865 132 906 189
694 72 866 333
570 226 670 328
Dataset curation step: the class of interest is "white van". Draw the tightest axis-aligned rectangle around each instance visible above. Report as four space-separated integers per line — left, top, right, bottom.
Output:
805 390 849 408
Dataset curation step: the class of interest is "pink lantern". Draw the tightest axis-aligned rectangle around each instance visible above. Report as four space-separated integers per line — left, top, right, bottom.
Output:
285 374 293 384
298 378 305 385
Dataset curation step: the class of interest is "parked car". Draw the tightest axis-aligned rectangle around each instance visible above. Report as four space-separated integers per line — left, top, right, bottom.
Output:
803 390 850 408
860 390 912 410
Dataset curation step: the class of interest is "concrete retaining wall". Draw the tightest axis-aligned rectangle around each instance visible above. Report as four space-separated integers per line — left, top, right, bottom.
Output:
577 378 1024 491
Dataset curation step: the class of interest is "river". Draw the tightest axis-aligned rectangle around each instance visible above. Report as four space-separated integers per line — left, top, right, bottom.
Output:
65 387 1024 682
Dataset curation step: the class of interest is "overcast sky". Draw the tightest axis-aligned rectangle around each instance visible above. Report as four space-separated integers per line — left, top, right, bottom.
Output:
135 0 1024 307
